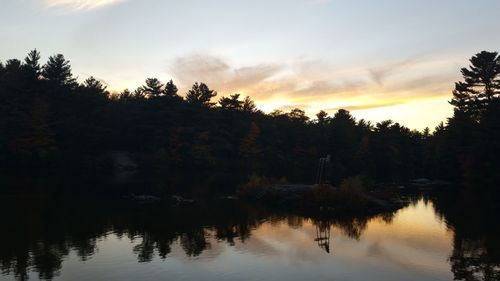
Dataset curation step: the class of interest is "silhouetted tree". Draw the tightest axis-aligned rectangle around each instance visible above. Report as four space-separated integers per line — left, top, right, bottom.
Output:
42 54 76 87
1 49 498 192
23 49 42 79
288 108 309 123
219 93 243 110
424 51 500 189
450 51 500 120
185 82 217 106
83 76 107 95
163 79 178 98
5 59 22 74
142 78 164 98
242 96 258 113
316 110 329 126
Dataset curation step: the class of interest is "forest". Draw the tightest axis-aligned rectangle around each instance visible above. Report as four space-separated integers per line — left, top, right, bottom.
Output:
0 50 499 195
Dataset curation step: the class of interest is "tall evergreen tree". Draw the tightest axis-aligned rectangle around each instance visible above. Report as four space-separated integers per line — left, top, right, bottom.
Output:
185 82 217 106
23 49 42 79
42 54 77 87
242 96 258 113
83 76 107 93
142 78 164 98
450 51 500 120
3 59 23 86
164 79 179 98
5 59 22 73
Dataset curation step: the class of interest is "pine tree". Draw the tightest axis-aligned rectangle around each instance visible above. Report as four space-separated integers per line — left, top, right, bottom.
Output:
142 78 164 98
219 93 243 110
24 49 42 79
185 82 217 106
83 76 107 94
5 59 22 73
242 96 258 113
163 79 179 98
42 54 77 87
450 51 500 120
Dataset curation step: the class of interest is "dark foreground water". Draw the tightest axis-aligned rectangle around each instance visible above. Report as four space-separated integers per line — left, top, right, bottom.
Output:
1 193 499 281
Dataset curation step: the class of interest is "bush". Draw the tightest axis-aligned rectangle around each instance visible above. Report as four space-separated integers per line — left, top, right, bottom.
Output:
237 174 271 199
309 175 372 210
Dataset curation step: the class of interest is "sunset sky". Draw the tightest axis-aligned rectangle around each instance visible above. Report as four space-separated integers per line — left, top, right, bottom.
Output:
2 0 499 130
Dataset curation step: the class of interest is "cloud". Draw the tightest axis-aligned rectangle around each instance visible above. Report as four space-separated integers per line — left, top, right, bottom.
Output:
169 54 363 102
43 0 125 11
167 53 455 124
324 101 406 112
170 54 284 99
171 55 231 84
293 79 367 97
277 104 311 112
368 57 421 86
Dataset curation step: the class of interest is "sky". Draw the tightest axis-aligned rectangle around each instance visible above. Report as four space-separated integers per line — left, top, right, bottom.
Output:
1 0 500 130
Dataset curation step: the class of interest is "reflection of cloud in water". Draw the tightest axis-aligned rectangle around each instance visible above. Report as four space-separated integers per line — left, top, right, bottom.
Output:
222 200 453 280
0 197 458 281
365 239 449 278
363 200 453 254
232 220 327 263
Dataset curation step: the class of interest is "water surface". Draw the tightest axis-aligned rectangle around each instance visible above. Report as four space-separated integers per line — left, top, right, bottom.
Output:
1 195 498 281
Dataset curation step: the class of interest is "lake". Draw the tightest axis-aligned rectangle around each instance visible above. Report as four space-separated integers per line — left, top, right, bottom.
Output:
1 192 498 281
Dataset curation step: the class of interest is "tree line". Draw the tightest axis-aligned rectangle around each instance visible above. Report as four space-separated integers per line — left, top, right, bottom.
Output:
0 50 498 192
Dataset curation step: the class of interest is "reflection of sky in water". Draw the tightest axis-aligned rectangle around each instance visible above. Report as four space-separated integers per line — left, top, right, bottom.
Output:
6 199 453 281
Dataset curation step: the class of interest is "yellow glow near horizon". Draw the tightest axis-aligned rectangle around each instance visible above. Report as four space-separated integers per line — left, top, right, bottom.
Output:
107 81 454 131
250 199 454 274
101 54 460 131
4 0 499 132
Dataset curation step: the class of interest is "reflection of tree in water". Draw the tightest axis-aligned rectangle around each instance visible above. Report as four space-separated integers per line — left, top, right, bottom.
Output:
180 229 211 257
287 215 305 229
214 224 249 246
336 218 368 240
133 233 157 263
1 249 31 281
431 190 500 281
450 236 500 281
32 242 68 280
0 196 403 280
308 212 389 253
0 240 73 281
0 199 269 280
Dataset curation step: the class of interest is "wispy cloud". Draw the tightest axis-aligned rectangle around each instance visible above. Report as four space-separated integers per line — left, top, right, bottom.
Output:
277 104 311 112
325 101 407 112
43 0 125 11
168 53 455 123
368 57 422 86
170 54 284 98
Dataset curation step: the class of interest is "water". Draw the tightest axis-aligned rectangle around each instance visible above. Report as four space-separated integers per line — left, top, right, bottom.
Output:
0 195 498 281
